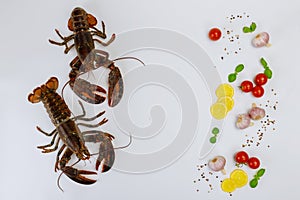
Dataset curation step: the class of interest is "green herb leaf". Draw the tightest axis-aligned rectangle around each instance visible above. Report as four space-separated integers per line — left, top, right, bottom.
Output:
228 73 237 82
250 178 258 188
228 64 245 82
264 68 273 79
260 57 268 68
243 27 251 33
235 64 244 73
212 127 220 135
243 22 256 33
250 22 257 31
210 136 217 144
257 168 266 177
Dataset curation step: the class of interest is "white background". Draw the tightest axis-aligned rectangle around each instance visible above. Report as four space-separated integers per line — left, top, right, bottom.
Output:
0 0 299 199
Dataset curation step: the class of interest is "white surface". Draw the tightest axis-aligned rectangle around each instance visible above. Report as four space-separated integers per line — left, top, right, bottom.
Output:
0 0 299 199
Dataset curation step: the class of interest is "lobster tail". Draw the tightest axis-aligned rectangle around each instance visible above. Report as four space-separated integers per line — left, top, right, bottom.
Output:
28 77 59 103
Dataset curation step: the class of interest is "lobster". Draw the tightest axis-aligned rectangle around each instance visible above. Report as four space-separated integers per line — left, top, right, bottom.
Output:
28 77 115 188
49 7 127 107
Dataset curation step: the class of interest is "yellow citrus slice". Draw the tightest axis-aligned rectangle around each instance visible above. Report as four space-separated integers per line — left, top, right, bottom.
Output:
218 96 234 111
221 178 236 193
210 103 227 120
215 84 234 98
230 169 248 188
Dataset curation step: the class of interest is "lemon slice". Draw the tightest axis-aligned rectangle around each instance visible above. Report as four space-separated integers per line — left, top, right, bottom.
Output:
210 103 227 120
218 96 234 111
230 169 248 188
221 178 236 193
215 84 234 98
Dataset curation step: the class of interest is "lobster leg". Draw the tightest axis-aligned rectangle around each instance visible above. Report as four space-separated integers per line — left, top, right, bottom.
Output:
36 126 57 136
90 21 107 39
77 117 108 128
72 101 106 121
83 131 115 172
35 126 61 153
93 33 116 47
75 111 106 121
37 133 58 149
38 136 60 154
48 29 75 54
59 147 97 185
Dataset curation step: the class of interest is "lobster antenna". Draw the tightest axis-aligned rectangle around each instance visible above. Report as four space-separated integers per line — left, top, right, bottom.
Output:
61 79 79 118
57 171 65 192
89 133 133 156
114 133 133 150
113 57 145 66
61 79 71 100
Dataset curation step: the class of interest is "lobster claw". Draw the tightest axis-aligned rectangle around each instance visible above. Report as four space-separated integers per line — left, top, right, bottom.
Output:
62 166 97 185
108 65 123 107
96 137 115 172
70 77 106 104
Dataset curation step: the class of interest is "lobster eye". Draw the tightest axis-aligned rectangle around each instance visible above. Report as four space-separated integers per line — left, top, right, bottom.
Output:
68 18 74 31
87 14 97 27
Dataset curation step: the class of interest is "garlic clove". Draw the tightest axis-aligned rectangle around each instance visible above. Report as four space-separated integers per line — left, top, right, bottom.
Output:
208 156 226 174
252 32 271 48
236 114 251 129
249 103 266 120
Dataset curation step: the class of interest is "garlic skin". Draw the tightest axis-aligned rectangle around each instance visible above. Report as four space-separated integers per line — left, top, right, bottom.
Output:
208 156 226 174
252 32 271 47
249 104 266 120
236 114 251 129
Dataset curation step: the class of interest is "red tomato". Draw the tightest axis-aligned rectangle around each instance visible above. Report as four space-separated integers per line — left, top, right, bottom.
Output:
252 85 264 98
247 157 260 169
208 28 222 41
240 80 253 93
254 73 268 86
235 151 249 164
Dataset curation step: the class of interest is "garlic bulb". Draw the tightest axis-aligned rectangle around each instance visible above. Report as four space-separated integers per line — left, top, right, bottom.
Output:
252 32 271 47
249 103 266 120
236 114 251 129
208 156 226 174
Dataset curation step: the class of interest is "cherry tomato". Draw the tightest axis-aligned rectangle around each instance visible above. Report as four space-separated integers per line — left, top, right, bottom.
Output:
240 80 253 93
252 85 264 98
247 157 260 169
254 73 268 86
208 28 222 41
235 151 249 164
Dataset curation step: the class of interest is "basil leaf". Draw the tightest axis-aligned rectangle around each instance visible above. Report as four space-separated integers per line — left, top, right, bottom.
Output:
212 127 219 135
243 27 251 33
210 136 217 144
250 178 258 188
228 73 237 82
260 57 268 68
235 64 244 73
257 168 266 177
250 22 257 31
264 68 273 79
